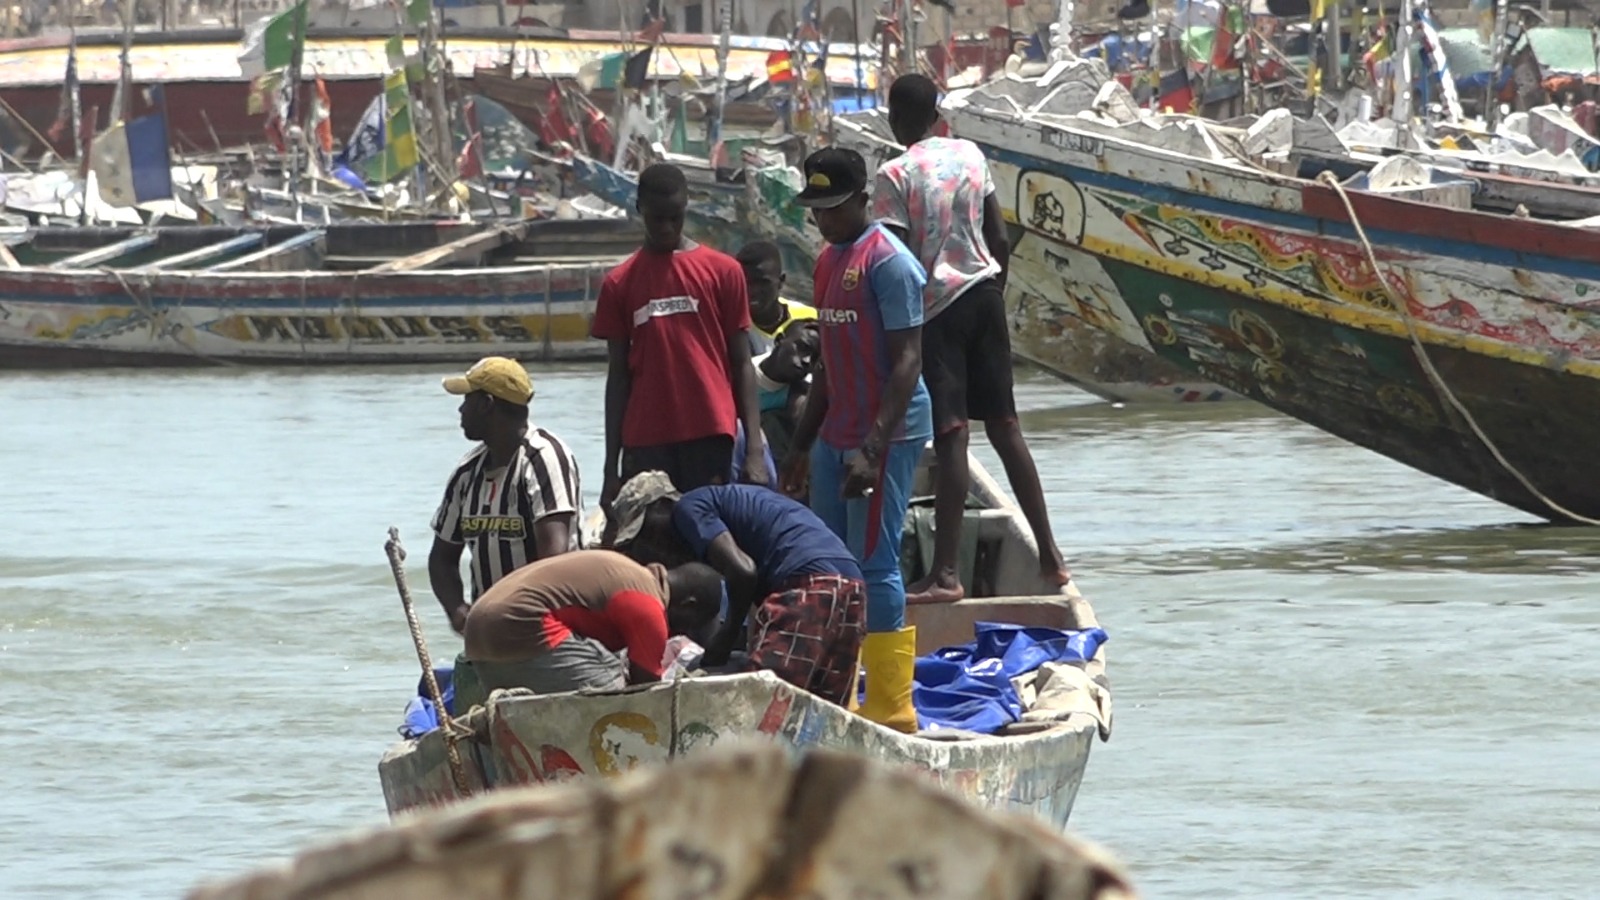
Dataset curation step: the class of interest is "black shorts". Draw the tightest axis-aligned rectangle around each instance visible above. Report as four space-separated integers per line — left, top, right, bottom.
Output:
922 277 1017 432
621 434 733 493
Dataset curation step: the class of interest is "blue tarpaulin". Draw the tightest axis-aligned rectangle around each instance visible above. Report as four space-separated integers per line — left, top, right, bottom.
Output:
399 665 455 739
910 622 1107 734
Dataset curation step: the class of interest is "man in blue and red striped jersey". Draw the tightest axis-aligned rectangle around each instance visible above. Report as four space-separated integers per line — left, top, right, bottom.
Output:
779 147 931 734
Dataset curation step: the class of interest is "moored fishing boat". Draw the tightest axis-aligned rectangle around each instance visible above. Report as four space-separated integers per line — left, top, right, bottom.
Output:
0 217 640 368
377 449 1113 828
942 55 1600 521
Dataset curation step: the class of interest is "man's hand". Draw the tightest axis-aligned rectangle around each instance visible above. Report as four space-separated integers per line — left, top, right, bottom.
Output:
447 603 469 636
741 444 772 487
842 448 879 499
599 472 622 514
779 452 809 499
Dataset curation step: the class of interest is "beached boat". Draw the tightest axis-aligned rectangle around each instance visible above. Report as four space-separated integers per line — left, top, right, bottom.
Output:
0 217 639 368
829 107 1241 404
199 745 1137 900
942 57 1600 521
377 449 1113 827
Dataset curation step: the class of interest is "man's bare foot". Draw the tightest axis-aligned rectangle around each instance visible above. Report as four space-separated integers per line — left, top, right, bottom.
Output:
1044 566 1073 589
906 571 965 605
1039 549 1072 588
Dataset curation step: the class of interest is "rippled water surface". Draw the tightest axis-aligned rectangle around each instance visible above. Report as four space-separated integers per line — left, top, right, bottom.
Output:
3 365 1597 898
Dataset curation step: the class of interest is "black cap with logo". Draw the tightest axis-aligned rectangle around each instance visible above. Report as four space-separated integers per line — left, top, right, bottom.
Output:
796 147 869 209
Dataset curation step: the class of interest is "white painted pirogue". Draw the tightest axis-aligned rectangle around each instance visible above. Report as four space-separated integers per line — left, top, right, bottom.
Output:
378 451 1112 830
197 745 1137 900
0 218 639 368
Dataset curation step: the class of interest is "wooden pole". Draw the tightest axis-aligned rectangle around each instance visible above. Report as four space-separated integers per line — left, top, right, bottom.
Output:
383 528 473 800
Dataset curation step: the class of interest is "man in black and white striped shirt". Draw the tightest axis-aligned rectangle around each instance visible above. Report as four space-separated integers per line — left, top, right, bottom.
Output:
429 357 584 634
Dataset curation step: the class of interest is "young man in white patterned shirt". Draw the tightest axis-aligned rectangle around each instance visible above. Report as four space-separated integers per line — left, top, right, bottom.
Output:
429 357 583 634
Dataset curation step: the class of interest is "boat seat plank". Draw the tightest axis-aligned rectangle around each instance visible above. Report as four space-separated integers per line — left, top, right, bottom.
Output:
133 233 265 271
204 229 327 273
47 233 159 270
363 223 529 274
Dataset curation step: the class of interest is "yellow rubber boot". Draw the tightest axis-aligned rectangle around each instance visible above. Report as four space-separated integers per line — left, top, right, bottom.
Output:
858 627 918 734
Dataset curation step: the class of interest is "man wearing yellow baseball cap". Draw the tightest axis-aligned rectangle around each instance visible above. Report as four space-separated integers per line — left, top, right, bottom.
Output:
429 356 584 634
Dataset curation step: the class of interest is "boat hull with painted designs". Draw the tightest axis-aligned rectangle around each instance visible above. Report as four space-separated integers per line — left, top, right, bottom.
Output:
942 66 1600 521
0 218 640 368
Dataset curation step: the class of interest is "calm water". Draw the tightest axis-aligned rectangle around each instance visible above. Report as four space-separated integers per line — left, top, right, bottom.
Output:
3 364 1597 899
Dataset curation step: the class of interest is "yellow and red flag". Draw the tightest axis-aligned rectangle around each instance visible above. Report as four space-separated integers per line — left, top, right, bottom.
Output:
767 50 795 84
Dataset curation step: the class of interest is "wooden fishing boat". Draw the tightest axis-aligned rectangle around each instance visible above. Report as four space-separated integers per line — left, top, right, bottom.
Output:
943 58 1600 521
474 63 784 132
199 745 1137 900
378 450 1113 827
829 107 1242 404
0 217 640 368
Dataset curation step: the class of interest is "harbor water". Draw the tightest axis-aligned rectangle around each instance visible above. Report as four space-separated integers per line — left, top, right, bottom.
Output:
2 364 1597 898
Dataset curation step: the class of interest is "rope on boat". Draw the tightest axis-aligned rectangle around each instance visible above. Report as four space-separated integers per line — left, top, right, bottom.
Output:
384 527 475 798
1315 170 1600 526
106 266 243 367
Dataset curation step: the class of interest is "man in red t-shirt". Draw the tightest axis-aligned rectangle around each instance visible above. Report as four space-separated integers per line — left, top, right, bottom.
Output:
452 549 724 710
592 163 770 519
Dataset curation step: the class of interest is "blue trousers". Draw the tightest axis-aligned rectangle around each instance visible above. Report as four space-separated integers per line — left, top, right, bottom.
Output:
809 437 921 632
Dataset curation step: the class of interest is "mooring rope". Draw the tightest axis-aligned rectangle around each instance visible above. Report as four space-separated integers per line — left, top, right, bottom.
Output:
384 527 474 797
1315 170 1600 526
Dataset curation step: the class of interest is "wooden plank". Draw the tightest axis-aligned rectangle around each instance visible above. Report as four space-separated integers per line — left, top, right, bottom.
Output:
204 229 326 273
46 233 159 270
188 745 1136 900
363 223 529 274
132 233 265 271
0 242 19 270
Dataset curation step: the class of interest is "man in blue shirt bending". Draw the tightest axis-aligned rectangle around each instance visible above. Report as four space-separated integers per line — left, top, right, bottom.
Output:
607 470 867 706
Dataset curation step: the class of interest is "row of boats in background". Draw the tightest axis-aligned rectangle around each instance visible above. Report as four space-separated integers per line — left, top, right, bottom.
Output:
0 0 1597 523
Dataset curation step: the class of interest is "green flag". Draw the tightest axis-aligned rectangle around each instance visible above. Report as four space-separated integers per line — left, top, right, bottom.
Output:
406 0 430 26
577 51 628 92
238 0 307 78
377 68 419 179
385 34 405 69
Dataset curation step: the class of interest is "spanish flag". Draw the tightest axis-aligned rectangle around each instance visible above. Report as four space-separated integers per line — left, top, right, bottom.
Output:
767 50 795 84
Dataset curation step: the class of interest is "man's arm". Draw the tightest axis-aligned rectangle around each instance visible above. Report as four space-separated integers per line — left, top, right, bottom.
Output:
427 538 468 633
864 329 922 459
862 253 928 459
727 330 768 483
982 190 1010 288
701 532 760 666
605 589 669 685
602 337 631 508
533 514 574 559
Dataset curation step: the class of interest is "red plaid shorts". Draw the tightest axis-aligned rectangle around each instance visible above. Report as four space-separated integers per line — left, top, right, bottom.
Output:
740 573 867 706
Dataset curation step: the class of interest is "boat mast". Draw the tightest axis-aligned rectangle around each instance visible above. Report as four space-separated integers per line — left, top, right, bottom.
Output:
711 0 733 150
1392 0 1413 146
1485 0 1510 130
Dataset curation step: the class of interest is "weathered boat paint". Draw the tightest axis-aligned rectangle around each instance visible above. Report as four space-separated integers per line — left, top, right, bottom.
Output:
0 220 641 367
944 75 1600 520
379 669 1099 829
